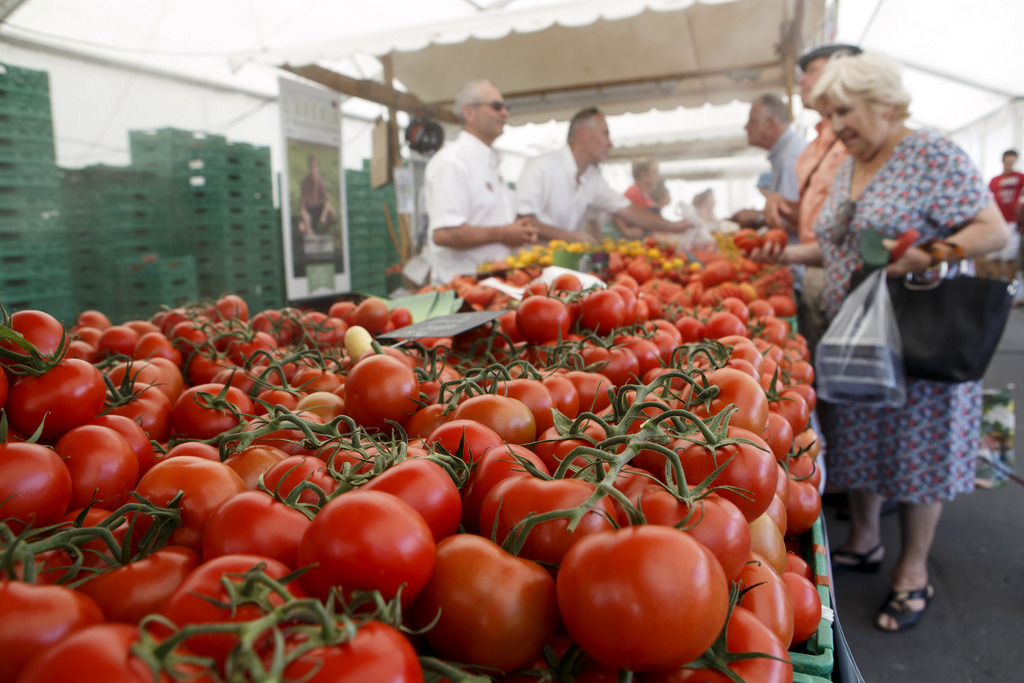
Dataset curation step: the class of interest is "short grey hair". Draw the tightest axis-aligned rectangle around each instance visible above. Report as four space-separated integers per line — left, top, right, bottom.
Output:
809 52 911 122
455 80 491 123
755 93 791 124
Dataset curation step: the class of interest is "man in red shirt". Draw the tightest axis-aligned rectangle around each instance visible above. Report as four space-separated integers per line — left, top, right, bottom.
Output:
986 149 1024 285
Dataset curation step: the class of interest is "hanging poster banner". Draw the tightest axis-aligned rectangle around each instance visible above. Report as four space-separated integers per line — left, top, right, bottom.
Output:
279 77 349 300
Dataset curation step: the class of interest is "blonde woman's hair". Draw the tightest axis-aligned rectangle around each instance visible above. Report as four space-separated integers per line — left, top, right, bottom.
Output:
809 52 911 121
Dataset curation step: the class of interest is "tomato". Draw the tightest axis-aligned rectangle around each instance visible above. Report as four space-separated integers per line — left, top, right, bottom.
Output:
213 293 249 322
579 289 625 335
644 606 793 683
784 551 812 581
425 419 503 465
674 315 705 343
783 570 823 645
542 373 580 419
737 552 795 647
700 260 737 288
0 309 67 370
160 440 220 462
767 293 797 317
411 534 558 673
557 525 729 671
6 358 106 441
55 425 140 510
493 378 557 435
262 455 339 506
362 457 462 542
769 387 810 434
281 620 423 683
552 272 583 292
462 444 550 534
762 410 795 462
632 488 751 582
0 366 8 409
733 227 763 252
170 382 253 441
294 390 346 421
95 325 140 359
133 455 247 552
14 623 205 683
563 370 614 414
131 331 182 366
223 444 289 489
452 393 536 445
478 477 616 566
202 490 311 568
88 413 157 475
750 509 787 573
298 490 435 607
703 310 747 339
762 228 788 249
343 354 419 432
75 309 112 330
684 367 770 435
107 384 174 443
674 426 778 523
516 295 571 344
348 297 390 335
159 553 300 668
0 441 72 532
76 546 202 624
0 581 105 682
786 478 823 537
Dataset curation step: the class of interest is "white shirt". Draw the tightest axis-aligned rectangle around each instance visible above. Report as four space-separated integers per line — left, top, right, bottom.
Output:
424 131 516 284
516 146 630 232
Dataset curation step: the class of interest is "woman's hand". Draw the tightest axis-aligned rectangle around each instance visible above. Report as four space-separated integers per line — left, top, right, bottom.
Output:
881 240 932 278
749 240 786 264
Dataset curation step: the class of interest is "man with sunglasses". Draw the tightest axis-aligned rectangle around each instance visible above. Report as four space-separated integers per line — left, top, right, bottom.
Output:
423 79 538 284
516 107 695 242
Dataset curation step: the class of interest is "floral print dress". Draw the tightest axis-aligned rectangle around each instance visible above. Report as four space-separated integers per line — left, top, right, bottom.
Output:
814 129 989 503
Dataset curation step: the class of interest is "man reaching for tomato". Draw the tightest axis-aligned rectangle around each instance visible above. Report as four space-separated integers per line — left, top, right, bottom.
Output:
515 107 696 242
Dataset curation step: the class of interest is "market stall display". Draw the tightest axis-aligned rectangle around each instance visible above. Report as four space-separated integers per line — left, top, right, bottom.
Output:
0 230 839 682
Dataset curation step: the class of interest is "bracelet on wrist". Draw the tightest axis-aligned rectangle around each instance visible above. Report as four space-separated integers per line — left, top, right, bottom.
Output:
923 239 965 267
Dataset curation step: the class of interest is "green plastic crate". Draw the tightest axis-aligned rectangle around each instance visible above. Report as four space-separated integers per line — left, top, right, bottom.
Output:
0 113 54 139
0 63 51 95
0 89 52 120
787 516 835 679
0 134 56 164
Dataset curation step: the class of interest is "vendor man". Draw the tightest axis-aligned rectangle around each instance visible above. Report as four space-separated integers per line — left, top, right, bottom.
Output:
731 94 808 229
516 107 695 241
423 79 538 284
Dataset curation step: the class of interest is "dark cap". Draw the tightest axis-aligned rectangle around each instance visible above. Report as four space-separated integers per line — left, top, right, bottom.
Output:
798 44 862 71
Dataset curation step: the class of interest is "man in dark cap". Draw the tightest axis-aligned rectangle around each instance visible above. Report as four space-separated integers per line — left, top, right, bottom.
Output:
763 43 862 351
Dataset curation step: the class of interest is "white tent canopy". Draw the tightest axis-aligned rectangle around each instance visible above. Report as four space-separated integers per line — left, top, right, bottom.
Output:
1 0 1022 212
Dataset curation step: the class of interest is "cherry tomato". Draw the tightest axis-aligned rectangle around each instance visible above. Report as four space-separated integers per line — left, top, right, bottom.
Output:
362 457 462 542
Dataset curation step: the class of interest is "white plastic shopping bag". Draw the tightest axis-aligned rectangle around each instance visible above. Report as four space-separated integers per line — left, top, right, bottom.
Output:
815 269 906 408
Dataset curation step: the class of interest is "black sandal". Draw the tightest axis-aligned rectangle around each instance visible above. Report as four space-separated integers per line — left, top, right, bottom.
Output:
876 585 934 632
831 544 884 573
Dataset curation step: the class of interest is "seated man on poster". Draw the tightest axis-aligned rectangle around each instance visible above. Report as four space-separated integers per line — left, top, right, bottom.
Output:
516 107 695 242
298 154 337 236
423 79 537 284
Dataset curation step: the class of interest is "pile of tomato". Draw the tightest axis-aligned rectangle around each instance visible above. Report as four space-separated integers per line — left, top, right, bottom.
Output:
0 241 824 683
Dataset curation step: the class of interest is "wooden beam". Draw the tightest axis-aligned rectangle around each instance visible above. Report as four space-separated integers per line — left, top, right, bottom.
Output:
427 61 782 107
281 63 459 123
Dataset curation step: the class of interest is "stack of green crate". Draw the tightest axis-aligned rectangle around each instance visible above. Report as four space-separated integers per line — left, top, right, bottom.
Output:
345 161 401 296
0 62 73 323
61 165 176 320
115 256 199 322
129 128 284 312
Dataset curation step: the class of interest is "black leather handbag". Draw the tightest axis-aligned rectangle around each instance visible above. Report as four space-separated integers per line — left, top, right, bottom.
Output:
886 264 1016 382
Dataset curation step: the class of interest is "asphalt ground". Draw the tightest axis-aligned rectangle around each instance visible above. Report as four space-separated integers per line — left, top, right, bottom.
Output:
822 304 1024 682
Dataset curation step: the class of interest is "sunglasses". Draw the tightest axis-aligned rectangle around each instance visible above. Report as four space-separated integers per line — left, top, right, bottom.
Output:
470 100 511 112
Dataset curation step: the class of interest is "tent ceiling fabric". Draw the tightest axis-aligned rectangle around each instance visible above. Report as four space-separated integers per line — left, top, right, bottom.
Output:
387 0 826 125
